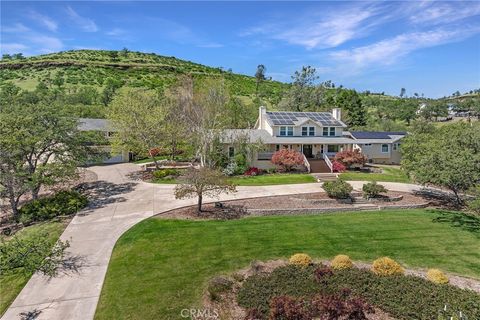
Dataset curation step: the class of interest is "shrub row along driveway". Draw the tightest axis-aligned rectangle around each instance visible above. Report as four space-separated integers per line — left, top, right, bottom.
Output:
2 164 423 320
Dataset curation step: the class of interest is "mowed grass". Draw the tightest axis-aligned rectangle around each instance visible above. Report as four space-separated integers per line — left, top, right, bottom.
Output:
150 173 317 185
0 221 66 315
229 173 316 186
340 166 410 183
95 209 480 320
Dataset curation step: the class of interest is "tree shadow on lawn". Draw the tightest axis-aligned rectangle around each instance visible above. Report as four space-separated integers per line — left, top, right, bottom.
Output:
75 180 137 214
430 209 480 236
414 188 460 209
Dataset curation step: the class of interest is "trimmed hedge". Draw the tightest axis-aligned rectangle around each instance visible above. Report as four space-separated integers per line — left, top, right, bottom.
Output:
18 190 88 225
237 264 480 319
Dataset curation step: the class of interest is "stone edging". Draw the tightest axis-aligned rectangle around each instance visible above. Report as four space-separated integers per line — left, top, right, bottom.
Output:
246 202 429 216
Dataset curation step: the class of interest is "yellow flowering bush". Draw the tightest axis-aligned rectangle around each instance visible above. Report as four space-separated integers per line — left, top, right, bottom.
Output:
331 254 353 270
371 257 404 276
427 268 449 284
289 253 312 266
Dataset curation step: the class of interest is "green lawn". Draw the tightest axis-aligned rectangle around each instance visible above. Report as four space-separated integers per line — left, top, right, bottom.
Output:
95 209 480 320
151 173 317 186
340 166 411 183
228 173 316 186
0 221 66 315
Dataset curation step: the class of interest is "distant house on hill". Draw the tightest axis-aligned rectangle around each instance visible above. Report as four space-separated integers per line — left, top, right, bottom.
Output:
221 107 406 173
78 118 131 164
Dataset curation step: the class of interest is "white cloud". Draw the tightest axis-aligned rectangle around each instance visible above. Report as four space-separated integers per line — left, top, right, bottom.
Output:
409 1 480 25
330 27 480 72
241 2 390 49
27 35 63 53
1 43 28 54
197 42 224 48
28 10 58 32
105 28 126 36
66 6 98 32
2 23 30 33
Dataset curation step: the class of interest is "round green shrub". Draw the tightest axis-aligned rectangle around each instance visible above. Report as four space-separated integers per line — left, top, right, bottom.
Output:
362 181 387 199
322 180 353 199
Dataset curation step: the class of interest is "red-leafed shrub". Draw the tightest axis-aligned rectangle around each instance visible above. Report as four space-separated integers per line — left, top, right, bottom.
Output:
244 167 261 176
271 149 304 172
149 147 161 157
269 296 311 320
334 150 367 168
332 161 346 173
314 266 334 283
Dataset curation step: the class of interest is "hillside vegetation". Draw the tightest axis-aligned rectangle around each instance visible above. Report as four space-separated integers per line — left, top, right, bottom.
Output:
1 50 478 129
0 49 288 106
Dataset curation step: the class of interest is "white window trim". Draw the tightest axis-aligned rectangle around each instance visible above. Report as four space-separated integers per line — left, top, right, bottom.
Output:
322 127 329 136
301 126 308 136
309 126 315 136
329 127 335 136
381 144 390 153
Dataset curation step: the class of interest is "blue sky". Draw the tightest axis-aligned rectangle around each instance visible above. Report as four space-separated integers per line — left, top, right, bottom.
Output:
1 1 479 97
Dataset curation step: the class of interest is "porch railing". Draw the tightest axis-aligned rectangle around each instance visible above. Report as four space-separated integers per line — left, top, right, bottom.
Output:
257 152 274 161
302 154 311 173
323 153 333 173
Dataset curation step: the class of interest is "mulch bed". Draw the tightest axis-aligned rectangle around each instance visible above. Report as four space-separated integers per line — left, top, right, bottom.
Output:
158 191 430 220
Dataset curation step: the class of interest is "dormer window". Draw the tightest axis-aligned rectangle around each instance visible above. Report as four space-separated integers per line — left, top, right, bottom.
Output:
302 126 315 136
322 127 336 136
280 126 293 136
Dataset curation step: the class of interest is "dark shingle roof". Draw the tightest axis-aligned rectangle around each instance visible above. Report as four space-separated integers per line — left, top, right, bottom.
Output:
266 111 344 126
350 131 406 139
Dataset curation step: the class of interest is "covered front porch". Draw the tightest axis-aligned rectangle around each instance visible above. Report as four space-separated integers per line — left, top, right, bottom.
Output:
257 143 353 161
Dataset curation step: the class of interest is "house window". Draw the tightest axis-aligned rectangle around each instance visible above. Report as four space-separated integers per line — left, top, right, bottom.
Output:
309 127 315 136
280 126 293 136
363 143 372 147
302 127 308 136
228 146 235 157
381 144 389 153
393 143 401 151
329 127 335 136
327 145 340 153
323 127 329 136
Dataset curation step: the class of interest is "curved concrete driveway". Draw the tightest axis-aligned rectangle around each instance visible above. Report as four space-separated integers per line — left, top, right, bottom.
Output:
2 164 423 320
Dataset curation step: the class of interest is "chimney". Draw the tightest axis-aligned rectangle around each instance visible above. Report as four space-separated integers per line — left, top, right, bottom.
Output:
332 108 341 121
259 106 266 129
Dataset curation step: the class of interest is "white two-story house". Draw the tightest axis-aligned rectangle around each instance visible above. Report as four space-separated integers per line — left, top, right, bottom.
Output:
222 106 406 172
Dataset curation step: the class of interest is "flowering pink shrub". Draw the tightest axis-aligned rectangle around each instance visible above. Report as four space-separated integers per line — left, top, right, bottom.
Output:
332 161 346 173
271 149 304 172
334 150 367 168
244 167 261 176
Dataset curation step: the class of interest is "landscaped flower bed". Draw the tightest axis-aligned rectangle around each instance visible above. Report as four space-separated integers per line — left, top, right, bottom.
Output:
235 263 480 319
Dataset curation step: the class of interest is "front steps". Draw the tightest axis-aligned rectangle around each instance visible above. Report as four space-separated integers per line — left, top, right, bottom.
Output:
308 159 332 173
312 173 338 182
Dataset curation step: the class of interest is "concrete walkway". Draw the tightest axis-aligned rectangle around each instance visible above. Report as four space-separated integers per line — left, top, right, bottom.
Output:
1 164 423 320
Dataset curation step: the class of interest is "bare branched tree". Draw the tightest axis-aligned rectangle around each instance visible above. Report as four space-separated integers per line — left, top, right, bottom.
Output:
174 167 236 214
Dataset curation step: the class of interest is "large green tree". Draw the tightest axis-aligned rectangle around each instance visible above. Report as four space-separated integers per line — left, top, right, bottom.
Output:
108 88 169 169
335 89 366 128
278 66 328 112
402 122 480 204
0 85 94 218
